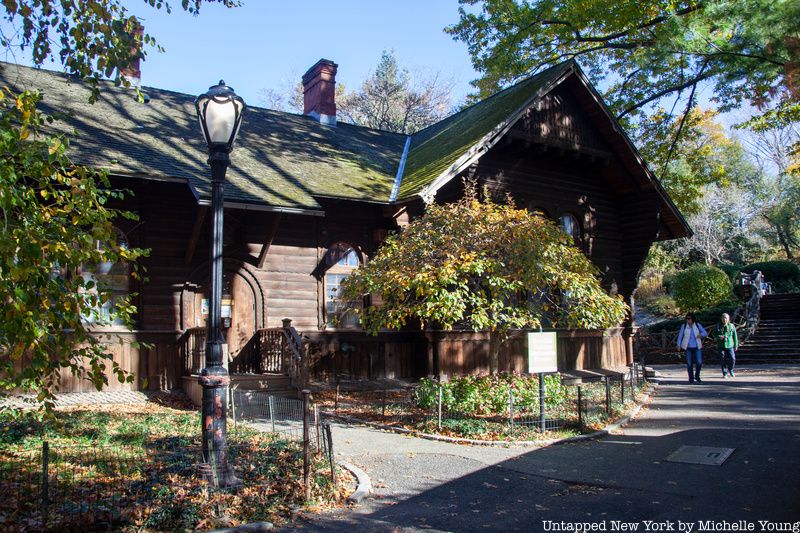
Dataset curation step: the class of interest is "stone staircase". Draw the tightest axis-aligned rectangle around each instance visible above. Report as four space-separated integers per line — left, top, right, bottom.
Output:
735 294 800 364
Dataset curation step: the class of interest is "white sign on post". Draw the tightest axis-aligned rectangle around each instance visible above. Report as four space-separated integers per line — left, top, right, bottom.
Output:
527 332 558 374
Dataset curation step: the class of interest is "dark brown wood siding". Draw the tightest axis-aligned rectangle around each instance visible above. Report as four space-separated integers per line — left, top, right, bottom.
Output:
54 77 671 393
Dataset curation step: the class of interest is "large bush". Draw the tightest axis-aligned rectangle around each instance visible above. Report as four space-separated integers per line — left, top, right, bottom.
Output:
672 265 733 312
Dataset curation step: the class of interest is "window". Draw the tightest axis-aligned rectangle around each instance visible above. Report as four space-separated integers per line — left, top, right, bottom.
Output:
324 244 361 328
558 213 581 244
81 234 131 326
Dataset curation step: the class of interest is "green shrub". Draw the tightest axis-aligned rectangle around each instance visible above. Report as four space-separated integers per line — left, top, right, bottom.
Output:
771 279 800 294
662 271 677 294
740 261 800 290
647 294 682 317
415 374 568 415
672 265 733 312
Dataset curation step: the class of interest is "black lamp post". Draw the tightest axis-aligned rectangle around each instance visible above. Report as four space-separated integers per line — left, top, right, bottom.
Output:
195 80 245 482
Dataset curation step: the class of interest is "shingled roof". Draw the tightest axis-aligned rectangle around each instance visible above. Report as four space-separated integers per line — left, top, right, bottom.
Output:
0 60 690 239
0 62 407 213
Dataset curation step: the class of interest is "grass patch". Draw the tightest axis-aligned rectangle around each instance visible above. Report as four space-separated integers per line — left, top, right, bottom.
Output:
0 399 351 531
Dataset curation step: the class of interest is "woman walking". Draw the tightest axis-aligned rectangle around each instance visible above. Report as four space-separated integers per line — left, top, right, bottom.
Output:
716 313 738 378
677 313 708 384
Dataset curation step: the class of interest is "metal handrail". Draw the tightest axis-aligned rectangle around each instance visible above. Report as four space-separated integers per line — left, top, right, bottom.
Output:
179 321 306 391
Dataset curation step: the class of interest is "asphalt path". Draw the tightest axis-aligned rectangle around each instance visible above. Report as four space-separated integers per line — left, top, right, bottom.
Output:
284 365 800 532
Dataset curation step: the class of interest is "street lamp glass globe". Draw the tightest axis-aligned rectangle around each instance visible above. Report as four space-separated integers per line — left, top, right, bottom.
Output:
195 80 246 151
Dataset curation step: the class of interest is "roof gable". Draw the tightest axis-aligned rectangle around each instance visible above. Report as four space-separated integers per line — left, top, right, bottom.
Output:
397 62 573 201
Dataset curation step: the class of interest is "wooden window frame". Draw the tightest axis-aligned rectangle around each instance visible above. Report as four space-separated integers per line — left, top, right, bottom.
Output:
322 244 362 329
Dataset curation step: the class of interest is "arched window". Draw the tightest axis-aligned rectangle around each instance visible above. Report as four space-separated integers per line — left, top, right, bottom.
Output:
324 243 361 328
558 213 581 245
81 231 131 326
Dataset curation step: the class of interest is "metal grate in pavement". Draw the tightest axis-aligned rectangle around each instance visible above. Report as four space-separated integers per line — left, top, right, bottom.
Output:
666 445 735 465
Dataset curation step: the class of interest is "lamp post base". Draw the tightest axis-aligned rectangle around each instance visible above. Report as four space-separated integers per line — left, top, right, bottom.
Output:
199 366 240 488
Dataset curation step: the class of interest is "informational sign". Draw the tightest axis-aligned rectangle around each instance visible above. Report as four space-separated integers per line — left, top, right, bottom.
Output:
527 332 558 374
221 298 233 319
201 298 234 318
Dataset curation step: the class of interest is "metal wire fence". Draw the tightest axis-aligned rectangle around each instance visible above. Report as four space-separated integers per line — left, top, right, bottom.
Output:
320 364 647 440
229 390 330 454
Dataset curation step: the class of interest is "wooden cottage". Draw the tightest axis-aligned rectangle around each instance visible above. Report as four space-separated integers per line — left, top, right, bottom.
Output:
0 58 689 395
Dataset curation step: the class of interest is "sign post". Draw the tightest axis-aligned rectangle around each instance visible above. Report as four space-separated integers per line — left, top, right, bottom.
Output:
528 332 558 432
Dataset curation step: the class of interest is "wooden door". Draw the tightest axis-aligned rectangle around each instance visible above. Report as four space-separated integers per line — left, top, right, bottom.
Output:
226 273 256 358
192 272 257 359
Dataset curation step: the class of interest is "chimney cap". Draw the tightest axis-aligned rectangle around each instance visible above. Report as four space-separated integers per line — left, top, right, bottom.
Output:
302 59 338 82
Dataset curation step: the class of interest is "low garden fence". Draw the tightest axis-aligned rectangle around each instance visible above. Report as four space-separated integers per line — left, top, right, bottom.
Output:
319 364 647 440
0 392 338 532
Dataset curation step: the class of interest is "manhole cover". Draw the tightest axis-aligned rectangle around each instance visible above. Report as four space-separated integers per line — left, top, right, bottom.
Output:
666 446 734 465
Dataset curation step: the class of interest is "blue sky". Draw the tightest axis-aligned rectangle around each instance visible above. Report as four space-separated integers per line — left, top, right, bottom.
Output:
0 0 752 129
3 0 478 110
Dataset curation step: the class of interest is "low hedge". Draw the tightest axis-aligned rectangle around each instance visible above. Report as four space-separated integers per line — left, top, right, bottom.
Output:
741 260 800 283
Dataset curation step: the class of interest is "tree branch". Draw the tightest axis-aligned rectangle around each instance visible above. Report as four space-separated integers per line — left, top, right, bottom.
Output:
661 60 708 175
617 69 715 118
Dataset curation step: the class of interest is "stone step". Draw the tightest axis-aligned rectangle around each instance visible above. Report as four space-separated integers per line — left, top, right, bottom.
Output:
735 351 800 358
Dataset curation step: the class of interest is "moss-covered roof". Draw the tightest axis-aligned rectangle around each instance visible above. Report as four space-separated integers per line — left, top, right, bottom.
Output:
0 59 686 241
0 62 407 211
397 62 572 200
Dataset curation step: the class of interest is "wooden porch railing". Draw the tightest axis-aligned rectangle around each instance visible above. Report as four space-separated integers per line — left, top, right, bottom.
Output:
180 319 307 390
634 271 763 356
180 327 207 375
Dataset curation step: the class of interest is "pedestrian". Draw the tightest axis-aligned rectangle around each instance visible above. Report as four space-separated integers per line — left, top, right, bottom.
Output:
677 313 708 384
716 313 738 378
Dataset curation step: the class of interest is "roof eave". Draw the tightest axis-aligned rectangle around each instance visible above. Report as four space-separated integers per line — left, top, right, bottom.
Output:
109 169 325 216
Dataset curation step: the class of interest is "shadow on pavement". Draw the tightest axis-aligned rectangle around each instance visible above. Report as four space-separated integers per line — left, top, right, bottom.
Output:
290 366 800 532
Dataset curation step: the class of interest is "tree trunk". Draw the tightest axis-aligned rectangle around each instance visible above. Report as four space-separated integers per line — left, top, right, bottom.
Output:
489 330 502 375
777 227 795 260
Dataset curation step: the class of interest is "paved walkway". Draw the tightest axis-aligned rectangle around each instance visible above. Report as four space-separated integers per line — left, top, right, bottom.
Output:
285 365 800 532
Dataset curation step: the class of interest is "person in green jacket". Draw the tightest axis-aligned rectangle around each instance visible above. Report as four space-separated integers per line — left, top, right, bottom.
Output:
716 313 739 378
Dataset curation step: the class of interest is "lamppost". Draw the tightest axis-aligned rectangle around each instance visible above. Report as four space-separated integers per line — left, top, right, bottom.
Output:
195 80 245 483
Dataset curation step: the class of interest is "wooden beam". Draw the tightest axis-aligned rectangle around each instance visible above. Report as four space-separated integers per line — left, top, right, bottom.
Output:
184 206 208 266
257 213 282 269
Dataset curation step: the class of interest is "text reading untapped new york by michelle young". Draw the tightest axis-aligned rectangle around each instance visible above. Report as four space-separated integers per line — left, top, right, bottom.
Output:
542 520 800 532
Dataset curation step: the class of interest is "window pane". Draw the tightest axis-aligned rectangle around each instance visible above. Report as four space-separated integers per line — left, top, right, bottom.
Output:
80 236 130 326
325 272 359 327
559 214 580 243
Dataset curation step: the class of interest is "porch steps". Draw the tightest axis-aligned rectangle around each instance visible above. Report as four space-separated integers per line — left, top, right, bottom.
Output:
181 373 297 407
735 294 800 364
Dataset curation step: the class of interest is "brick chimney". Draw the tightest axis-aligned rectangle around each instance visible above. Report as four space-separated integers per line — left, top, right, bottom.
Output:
302 59 338 125
119 23 144 86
